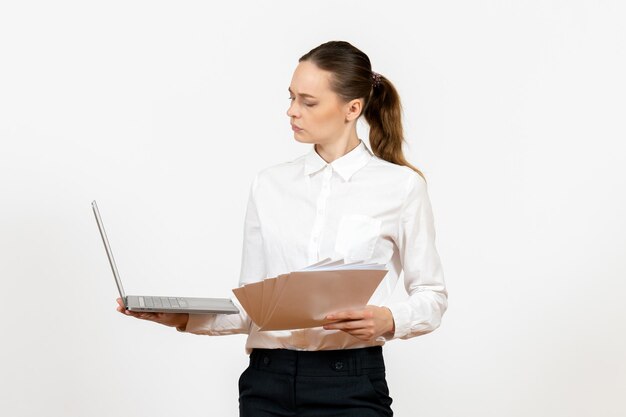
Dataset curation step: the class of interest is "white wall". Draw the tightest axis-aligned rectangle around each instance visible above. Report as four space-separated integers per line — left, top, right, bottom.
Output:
1 1 624 416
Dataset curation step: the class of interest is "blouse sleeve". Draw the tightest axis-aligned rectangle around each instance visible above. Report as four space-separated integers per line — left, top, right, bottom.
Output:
179 173 266 335
383 173 448 340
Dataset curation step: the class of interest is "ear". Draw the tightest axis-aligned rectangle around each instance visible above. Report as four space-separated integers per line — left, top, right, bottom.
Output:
344 98 364 122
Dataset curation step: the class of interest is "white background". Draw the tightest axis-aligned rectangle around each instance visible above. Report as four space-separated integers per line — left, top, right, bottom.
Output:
1 1 625 416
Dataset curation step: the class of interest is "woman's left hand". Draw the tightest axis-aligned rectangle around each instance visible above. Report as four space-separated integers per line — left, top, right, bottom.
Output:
323 305 395 342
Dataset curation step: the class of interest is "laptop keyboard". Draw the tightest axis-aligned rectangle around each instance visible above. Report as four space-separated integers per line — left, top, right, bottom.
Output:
144 297 188 309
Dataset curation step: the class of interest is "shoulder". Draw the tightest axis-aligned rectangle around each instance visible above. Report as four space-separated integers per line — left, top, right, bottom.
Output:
368 155 427 192
261 154 305 175
251 153 307 187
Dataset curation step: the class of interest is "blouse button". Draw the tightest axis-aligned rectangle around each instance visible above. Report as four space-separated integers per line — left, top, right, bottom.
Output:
263 356 270 365
333 361 344 371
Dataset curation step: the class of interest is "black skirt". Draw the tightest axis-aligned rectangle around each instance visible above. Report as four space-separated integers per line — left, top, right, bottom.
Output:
239 345 393 417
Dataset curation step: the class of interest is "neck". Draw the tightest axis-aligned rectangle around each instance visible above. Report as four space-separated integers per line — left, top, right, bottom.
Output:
315 132 361 164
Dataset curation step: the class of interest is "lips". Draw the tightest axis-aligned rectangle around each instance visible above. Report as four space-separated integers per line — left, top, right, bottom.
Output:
291 124 302 131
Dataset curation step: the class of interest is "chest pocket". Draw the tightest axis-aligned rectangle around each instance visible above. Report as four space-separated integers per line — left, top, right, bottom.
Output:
333 214 382 263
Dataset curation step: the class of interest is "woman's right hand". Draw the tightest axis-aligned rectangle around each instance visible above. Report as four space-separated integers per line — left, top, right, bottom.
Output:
116 298 189 330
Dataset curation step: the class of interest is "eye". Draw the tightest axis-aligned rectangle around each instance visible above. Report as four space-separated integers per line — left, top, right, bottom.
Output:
288 96 316 107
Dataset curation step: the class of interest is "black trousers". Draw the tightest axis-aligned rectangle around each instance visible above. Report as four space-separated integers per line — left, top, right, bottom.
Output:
238 346 393 417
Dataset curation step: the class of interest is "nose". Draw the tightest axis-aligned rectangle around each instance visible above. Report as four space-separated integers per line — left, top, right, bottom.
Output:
286 100 299 119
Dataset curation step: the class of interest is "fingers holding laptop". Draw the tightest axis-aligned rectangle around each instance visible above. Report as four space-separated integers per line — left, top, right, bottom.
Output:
116 298 189 329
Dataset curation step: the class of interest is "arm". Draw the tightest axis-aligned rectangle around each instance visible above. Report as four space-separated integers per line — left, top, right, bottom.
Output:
180 173 267 335
322 173 447 342
117 174 266 336
382 173 448 340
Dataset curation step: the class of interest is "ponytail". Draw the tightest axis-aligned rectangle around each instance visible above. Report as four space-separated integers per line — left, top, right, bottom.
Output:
363 74 425 181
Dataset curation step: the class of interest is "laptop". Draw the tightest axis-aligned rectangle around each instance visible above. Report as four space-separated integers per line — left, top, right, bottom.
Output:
92 200 240 314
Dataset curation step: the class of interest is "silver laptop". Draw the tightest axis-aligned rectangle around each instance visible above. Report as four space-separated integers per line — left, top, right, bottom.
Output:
92 200 239 314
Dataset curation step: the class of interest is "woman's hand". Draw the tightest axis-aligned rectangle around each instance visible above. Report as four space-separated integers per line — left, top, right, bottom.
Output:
116 298 189 330
323 305 395 342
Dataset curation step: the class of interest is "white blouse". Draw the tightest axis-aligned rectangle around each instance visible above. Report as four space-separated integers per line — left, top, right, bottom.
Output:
182 139 448 354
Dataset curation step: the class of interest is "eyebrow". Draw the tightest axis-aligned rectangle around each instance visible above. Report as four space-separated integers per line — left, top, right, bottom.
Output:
288 87 317 99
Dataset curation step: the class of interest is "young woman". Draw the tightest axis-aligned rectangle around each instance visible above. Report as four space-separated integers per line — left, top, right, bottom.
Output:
116 40 448 417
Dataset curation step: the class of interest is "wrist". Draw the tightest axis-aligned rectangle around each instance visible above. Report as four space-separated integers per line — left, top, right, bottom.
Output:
383 306 395 336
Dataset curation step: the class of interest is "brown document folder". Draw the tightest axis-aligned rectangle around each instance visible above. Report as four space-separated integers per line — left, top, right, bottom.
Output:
232 266 388 331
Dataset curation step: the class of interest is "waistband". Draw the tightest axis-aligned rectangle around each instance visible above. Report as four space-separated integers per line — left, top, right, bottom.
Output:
248 346 385 377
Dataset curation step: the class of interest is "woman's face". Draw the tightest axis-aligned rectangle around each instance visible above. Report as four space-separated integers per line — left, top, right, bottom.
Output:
287 60 358 146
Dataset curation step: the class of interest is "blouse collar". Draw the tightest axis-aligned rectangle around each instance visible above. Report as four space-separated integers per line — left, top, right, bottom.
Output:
303 139 373 182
